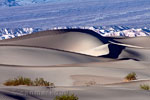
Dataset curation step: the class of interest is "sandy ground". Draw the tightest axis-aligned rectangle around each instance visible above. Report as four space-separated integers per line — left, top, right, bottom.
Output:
0 29 150 100
0 86 150 100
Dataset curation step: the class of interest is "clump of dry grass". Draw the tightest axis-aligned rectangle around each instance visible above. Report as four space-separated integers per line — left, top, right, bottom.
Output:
124 72 137 82
140 84 150 90
4 77 54 87
34 78 54 86
85 81 96 86
54 93 78 100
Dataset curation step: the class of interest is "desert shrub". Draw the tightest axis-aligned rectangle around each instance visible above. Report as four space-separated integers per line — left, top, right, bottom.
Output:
54 93 78 100
4 77 33 86
124 72 137 81
85 81 96 86
140 84 150 90
4 77 54 87
34 78 54 86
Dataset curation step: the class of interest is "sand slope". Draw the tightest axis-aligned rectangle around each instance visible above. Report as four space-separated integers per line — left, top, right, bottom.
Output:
112 36 150 48
0 29 107 52
0 29 150 100
0 29 150 65
0 45 104 66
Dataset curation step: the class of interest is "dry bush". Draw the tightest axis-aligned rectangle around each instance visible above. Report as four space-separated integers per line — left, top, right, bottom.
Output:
85 81 96 86
140 84 150 90
124 72 137 81
54 93 78 100
4 76 54 87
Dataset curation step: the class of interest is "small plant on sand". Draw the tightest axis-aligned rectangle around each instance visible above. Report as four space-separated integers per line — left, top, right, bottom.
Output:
34 78 54 86
140 84 150 90
124 72 137 82
54 93 78 100
4 77 33 86
85 81 96 86
4 76 54 87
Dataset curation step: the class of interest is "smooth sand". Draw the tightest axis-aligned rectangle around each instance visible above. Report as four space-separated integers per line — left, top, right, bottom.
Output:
0 29 150 100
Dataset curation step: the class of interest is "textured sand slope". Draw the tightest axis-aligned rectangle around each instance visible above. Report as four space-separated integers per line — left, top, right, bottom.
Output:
108 37 150 61
0 86 150 100
118 48 150 61
0 45 105 66
111 36 150 48
0 29 107 52
0 59 150 86
0 29 117 66
0 29 132 58
101 36 150 60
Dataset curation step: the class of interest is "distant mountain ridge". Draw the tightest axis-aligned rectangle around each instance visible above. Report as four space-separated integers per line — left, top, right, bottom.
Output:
0 26 150 40
0 0 68 7
0 0 19 7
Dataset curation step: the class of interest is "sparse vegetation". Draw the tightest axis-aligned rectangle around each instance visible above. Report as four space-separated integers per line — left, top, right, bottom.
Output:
34 78 54 86
124 72 137 81
4 76 54 87
54 93 78 100
140 84 150 90
85 81 96 86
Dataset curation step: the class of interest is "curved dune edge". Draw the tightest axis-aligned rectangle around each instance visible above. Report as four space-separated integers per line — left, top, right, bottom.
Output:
112 36 150 48
0 29 108 54
109 41 149 49
79 44 110 56
0 45 116 67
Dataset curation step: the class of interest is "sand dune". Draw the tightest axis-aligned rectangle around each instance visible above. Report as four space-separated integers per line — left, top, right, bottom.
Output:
0 29 108 52
112 36 150 48
118 48 150 61
1 29 149 60
0 29 150 100
0 29 149 65
105 37 150 60
79 44 110 56
0 45 106 66
0 29 149 66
